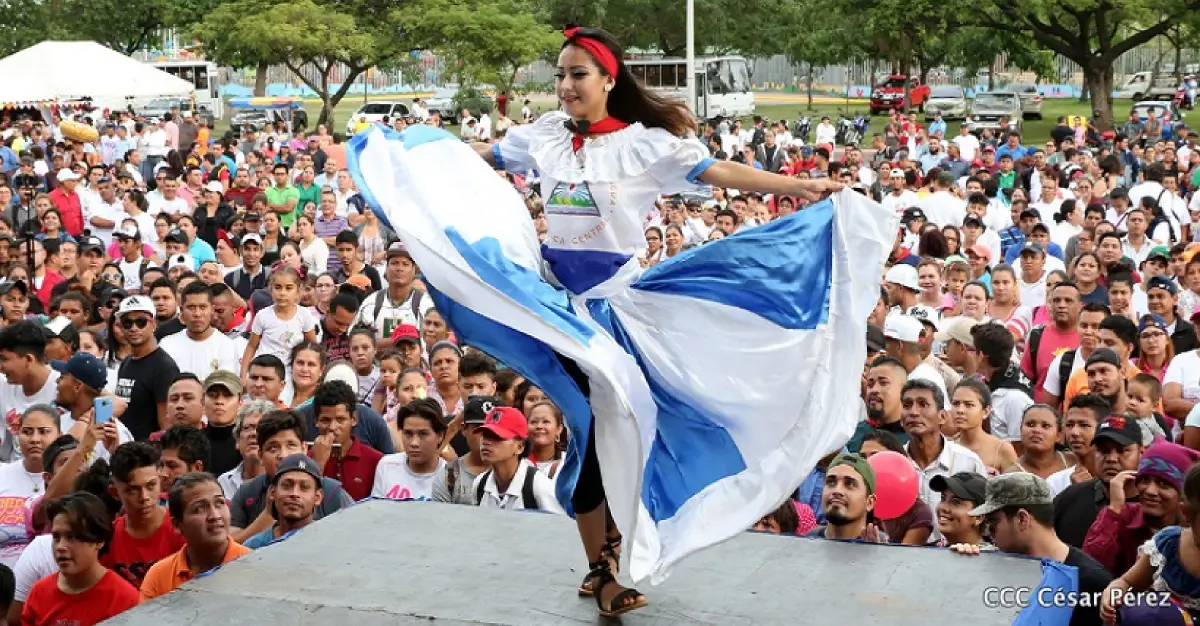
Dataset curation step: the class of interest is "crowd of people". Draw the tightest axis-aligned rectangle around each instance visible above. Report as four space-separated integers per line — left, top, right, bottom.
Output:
0 75 1196 623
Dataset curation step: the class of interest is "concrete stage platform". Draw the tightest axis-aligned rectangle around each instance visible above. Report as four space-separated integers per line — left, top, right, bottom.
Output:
109 500 1043 625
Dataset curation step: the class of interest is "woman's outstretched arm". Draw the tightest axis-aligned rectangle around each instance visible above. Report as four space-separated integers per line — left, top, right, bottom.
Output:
698 160 843 201
472 143 497 166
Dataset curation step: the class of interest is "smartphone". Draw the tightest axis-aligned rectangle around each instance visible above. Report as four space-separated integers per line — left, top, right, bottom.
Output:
93 397 113 425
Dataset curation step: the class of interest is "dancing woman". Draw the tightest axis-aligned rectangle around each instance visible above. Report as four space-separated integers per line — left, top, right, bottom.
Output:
468 27 841 617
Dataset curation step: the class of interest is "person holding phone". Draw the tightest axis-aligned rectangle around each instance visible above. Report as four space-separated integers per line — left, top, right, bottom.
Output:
52 352 131 463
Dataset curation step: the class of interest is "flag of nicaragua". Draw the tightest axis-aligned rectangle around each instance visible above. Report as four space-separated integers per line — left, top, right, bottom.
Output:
349 124 897 584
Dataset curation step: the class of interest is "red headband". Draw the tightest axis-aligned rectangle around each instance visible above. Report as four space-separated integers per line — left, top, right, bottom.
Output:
564 28 618 77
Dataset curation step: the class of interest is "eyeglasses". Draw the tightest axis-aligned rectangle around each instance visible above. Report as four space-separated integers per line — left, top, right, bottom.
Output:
120 317 150 330
1141 330 1167 340
101 273 121 282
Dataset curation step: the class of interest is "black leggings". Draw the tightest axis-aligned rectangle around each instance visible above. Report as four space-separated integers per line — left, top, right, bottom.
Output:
558 353 606 514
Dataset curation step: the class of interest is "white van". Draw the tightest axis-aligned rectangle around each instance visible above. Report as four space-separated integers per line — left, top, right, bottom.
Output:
1116 71 1154 100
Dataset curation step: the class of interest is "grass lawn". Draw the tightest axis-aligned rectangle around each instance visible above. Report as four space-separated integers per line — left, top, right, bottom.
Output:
219 94 1139 148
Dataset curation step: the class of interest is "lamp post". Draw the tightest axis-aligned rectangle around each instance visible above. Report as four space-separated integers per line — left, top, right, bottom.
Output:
686 0 696 116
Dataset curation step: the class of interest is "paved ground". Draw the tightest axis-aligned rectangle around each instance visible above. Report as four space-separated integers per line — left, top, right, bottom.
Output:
109 500 1042 625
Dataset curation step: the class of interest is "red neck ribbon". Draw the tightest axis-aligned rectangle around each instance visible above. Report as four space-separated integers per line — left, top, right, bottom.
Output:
564 28 619 77
567 117 630 152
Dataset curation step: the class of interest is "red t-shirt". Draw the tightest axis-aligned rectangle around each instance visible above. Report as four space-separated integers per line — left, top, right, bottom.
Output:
101 512 186 587
33 269 63 310
316 436 382 502
22 569 140 625
47 188 84 237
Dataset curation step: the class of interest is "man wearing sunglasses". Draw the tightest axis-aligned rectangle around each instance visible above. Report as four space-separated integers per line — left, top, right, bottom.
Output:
113 295 180 441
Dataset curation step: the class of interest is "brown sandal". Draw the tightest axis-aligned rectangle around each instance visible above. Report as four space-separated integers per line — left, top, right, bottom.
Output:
589 558 648 618
578 536 621 596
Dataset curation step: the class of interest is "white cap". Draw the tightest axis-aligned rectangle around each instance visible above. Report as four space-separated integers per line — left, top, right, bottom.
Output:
905 305 942 330
204 181 223 194
883 313 925 343
116 295 155 318
44 316 72 337
884 265 921 292
324 363 358 389
115 224 140 240
56 169 80 182
240 232 263 247
168 253 194 270
889 169 905 178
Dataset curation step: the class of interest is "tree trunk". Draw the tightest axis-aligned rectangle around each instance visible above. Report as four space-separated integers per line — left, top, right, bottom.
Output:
253 60 269 97
805 63 814 110
1175 41 1184 78
1083 62 1115 131
988 57 996 91
318 65 334 130
901 58 912 114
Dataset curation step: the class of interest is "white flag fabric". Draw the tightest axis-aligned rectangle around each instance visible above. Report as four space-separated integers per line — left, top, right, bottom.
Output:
348 124 897 583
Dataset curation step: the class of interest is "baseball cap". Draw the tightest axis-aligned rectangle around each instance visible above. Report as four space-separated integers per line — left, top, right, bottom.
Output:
204 370 244 397
243 212 262 222
115 224 140 240
1019 241 1045 256
930 472 988 507
945 254 969 267
163 229 188 245
240 232 263 248
1146 245 1171 263
56 169 80 182
116 295 155 318
1093 414 1143 448
828 453 876 495
981 145 996 153
884 265 920 292
168 253 194 270
866 325 886 353
1029 222 1050 235
962 216 985 230
965 244 991 262
905 305 941 329
79 236 104 254
935 316 979 348
50 352 107 391
345 274 373 291
902 207 927 224
1139 313 1168 334
204 181 224 194
1085 347 1122 370
391 324 420 345
323 363 357 389
889 168 905 178
0 279 27 296
478 406 528 440
271 453 324 486
968 472 1053 516
387 241 412 259
883 313 924 343
463 396 502 425
1146 275 1179 296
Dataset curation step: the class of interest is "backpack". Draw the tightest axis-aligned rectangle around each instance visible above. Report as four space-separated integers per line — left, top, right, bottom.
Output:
1027 325 1046 383
475 466 538 510
372 287 425 330
1056 348 1077 399
1152 189 1179 244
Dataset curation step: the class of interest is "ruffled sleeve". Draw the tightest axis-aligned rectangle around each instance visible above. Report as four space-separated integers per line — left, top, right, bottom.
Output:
643 130 715 196
495 112 564 174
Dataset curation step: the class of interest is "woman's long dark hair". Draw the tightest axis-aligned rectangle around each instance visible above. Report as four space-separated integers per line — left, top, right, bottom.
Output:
562 27 694 136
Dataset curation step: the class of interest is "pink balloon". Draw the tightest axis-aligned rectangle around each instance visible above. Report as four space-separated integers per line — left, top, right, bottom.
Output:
868 451 919 520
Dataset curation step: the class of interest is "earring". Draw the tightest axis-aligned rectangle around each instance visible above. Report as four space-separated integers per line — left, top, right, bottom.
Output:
554 434 561 443
603 84 613 92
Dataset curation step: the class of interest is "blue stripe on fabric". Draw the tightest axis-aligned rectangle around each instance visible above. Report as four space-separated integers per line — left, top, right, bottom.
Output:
423 283 592 517
399 123 457 149
685 157 716 184
1012 560 1077 626
444 230 595 345
586 299 746 523
345 127 398 233
492 143 506 170
632 198 835 330
540 246 633 295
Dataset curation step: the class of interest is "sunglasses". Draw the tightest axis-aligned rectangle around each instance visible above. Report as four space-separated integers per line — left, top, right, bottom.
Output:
120 317 151 330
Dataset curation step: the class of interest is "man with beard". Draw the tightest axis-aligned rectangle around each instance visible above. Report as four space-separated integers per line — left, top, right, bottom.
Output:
807 453 883 542
1053 412 1145 548
883 265 920 312
243 454 323 549
848 356 908 451
883 314 948 409
140 472 251 600
1081 347 1129 415
969 322 1034 441
1083 440 1197 575
1062 316 1139 408
1046 393 1110 497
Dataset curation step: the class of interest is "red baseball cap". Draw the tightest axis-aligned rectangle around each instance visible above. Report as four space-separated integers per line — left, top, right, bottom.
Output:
478 407 528 440
391 323 420 345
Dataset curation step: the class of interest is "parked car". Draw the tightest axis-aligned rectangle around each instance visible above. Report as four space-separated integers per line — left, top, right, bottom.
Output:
1131 100 1186 141
1010 83 1044 120
869 75 931 115
345 101 411 135
924 85 968 121
965 91 1023 135
136 98 217 127
424 87 459 124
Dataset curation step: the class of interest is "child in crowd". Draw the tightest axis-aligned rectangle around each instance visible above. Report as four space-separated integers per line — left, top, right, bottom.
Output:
241 266 317 380
1126 373 1174 444
943 260 972 311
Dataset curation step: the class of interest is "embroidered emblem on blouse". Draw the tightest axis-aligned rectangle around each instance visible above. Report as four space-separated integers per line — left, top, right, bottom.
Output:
545 181 601 217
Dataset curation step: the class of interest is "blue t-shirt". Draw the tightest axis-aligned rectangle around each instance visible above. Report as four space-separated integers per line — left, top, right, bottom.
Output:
243 526 300 549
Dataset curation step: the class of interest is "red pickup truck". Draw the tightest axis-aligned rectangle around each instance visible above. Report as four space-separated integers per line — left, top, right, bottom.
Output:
869 75 932 115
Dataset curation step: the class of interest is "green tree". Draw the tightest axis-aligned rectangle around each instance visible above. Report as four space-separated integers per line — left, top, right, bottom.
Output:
414 0 561 94
192 0 286 95
971 0 1200 129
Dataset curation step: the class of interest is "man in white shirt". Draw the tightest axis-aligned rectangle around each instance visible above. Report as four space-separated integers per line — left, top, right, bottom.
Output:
85 176 121 246
920 171 966 227
142 120 169 181
159 282 240 380
815 116 837 146
1017 241 1050 308
952 124 980 162
881 169 919 216
1029 176 1063 225
470 406 563 513
477 110 492 141
901 380 987 528
148 176 189 218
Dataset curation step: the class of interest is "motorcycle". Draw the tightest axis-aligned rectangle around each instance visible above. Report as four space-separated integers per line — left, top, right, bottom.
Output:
835 113 856 145
851 114 869 146
794 115 811 144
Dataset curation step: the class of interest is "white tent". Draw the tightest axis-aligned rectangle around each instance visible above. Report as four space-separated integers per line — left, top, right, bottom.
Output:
0 41 195 105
